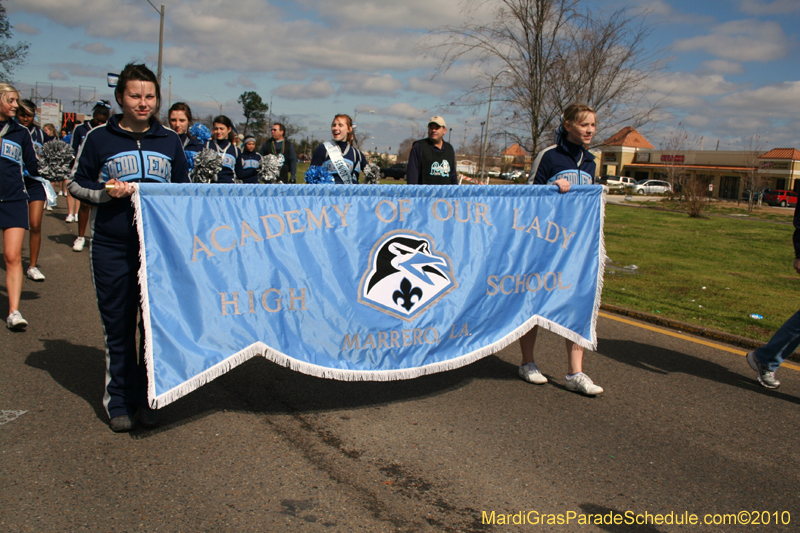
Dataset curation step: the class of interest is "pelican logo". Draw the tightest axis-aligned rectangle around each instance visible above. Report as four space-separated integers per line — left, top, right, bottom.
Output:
358 231 457 321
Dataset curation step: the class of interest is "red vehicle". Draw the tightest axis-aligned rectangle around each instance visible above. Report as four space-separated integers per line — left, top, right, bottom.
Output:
764 189 798 208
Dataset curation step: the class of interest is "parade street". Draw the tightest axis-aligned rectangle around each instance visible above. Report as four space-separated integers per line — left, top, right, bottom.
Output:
2 201 799 533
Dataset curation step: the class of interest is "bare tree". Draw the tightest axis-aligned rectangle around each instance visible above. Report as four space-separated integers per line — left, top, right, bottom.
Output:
739 134 767 212
396 138 415 163
0 2 29 78
423 0 665 153
661 125 708 217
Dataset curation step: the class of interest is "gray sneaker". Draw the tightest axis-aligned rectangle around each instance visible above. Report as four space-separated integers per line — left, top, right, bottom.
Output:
519 362 548 384
746 351 780 389
109 414 136 433
565 373 604 396
6 310 28 330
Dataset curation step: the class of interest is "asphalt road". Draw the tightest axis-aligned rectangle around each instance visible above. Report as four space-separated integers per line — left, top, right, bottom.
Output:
2 198 799 532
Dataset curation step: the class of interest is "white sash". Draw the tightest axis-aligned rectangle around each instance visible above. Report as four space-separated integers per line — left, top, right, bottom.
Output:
323 141 354 184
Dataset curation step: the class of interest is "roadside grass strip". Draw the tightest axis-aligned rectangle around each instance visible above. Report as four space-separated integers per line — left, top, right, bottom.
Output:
603 204 797 344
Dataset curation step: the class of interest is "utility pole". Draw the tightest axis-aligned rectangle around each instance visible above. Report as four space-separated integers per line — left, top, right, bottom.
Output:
146 1 165 88
479 70 510 184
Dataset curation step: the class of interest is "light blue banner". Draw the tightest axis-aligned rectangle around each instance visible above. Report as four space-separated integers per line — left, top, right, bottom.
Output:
134 184 606 408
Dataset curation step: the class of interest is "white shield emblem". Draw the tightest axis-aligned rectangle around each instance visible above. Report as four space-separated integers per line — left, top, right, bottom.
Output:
358 231 457 321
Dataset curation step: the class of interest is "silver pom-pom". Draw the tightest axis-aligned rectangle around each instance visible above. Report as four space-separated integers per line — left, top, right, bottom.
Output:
259 154 282 184
39 140 75 182
363 163 381 185
190 148 223 183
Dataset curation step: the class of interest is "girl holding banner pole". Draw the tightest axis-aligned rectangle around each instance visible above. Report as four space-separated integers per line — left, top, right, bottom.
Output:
0 84 39 330
68 63 189 432
305 114 366 184
518 104 604 396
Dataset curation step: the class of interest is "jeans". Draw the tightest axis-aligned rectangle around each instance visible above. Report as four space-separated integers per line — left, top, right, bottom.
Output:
754 308 800 372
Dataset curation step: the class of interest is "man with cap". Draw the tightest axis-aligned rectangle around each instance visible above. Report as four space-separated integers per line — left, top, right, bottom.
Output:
406 116 457 185
260 123 297 183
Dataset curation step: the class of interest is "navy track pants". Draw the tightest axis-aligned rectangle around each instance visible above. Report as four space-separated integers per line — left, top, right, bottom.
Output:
90 235 148 419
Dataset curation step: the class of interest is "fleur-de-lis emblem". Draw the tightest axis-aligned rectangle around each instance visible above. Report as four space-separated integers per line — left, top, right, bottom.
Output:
393 277 423 311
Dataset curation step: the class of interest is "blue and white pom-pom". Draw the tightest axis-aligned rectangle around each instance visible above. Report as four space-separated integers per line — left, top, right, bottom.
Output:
189 123 211 144
304 165 335 184
362 163 381 185
39 139 75 182
190 148 222 183
185 151 198 173
259 154 282 184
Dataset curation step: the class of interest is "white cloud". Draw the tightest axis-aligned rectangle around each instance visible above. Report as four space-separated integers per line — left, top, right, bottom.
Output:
699 60 744 75
380 103 426 119
336 73 402 96
631 0 715 24
652 72 739 97
70 41 114 55
717 81 800 112
13 22 40 35
672 20 788 62
739 0 800 15
273 80 336 100
48 69 68 80
236 76 257 89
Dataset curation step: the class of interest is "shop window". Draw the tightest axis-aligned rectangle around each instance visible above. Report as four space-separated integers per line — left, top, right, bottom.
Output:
634 171 649 181
777 179 786 190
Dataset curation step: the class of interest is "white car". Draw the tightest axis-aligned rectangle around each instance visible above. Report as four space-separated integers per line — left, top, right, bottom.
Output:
633 179 672 195
602 176 636 190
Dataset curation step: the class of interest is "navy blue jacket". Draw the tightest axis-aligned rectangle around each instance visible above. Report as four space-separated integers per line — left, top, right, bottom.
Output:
68 114 189 241
0 119 39 202
205 139 241 184
71 120 98 154
238 150 261 184
528 137 595 185
179 133 205 172
24 124 55 151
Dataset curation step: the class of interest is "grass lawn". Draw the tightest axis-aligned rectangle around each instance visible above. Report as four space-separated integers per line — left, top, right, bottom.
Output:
626 197 795 222
603 204 797 342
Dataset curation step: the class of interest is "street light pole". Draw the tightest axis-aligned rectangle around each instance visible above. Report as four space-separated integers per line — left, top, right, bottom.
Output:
146 1 165 89
352 108 375 147
205 94 222 115
479 69 511 184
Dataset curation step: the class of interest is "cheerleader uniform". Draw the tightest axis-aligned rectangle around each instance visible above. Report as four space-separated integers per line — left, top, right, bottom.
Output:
179 133 204 174
205 139 241 183
308 141 366 184
0 120 39 229
22 124 54 202
68 115 189 421
237 149 261 184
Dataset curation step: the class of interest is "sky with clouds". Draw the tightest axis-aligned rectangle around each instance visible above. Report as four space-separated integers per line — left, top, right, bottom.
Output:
6 0 800 153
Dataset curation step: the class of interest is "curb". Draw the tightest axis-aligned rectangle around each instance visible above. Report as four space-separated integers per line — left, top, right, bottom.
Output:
599 303 800 363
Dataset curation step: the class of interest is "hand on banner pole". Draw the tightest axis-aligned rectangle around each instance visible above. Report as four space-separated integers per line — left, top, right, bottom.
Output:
105 179 136 198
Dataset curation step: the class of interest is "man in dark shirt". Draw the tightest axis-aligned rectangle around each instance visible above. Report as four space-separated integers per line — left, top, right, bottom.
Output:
406 116 457 185
259 123 297 183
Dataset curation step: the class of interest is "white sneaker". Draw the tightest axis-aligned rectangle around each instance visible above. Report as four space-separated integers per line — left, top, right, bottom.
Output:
45 204 53 211
26 266 45 281
518 362 548 384
72 237 86 252
565 373 603 396
6 310 27 330
65 214 75 223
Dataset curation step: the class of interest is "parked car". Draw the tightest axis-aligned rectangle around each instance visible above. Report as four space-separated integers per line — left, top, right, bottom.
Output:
764 189 797 207
601 175 636 190
380 162 407 180
633 179 672 195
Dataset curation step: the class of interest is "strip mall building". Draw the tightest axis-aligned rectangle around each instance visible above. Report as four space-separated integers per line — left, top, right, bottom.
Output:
597 127 800 199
